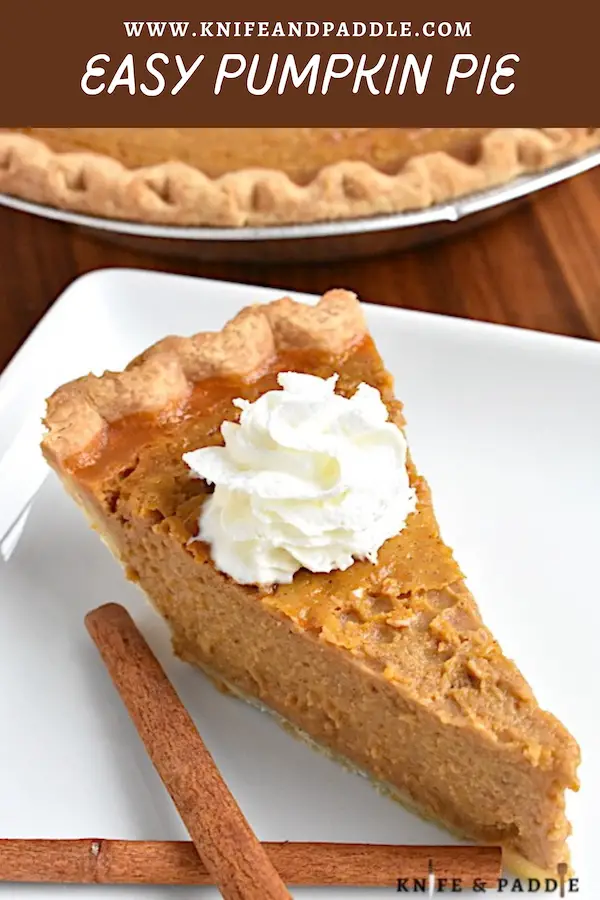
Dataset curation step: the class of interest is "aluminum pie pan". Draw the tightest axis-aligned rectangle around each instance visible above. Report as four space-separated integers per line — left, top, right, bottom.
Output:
1 148 599 263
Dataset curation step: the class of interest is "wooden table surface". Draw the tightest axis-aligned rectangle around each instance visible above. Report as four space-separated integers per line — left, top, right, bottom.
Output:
2 165 600 373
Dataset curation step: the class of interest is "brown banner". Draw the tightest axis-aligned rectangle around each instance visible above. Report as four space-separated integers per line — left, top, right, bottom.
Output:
0 0 597 125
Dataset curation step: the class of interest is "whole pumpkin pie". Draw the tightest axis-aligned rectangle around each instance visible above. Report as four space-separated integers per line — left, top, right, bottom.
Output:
1 127 599 226
41 289 579 877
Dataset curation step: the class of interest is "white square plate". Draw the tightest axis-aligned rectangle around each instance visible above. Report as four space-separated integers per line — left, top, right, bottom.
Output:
1 269 599 899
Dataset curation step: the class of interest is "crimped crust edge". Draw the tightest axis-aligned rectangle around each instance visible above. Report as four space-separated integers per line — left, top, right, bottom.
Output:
2 128 599 227
42 289 367 462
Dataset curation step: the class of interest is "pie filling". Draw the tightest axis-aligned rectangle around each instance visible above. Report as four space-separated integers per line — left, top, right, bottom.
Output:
43 296 580 876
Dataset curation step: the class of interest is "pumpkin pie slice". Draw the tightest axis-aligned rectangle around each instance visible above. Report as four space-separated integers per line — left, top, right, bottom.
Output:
41 289 579 877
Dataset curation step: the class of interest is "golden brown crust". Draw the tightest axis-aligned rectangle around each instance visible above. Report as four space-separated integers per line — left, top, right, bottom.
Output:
2 128 599 227
42 289 367 462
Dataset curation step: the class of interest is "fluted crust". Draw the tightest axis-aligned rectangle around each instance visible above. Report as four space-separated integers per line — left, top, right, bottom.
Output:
2 128 599 227
42 289 367 461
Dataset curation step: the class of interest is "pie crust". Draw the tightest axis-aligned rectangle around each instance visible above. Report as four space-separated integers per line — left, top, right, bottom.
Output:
42 290 580 877
42 290 366 460
2 127 599 227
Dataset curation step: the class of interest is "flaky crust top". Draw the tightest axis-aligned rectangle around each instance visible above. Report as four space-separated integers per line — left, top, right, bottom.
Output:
42 289 367 462
2 128 600 227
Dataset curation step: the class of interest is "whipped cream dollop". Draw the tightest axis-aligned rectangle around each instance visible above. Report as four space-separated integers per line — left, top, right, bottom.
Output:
183 372 416 586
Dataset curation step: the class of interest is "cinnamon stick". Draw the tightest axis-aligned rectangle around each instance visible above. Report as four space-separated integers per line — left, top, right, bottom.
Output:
0 839 502 887
85 603 291 900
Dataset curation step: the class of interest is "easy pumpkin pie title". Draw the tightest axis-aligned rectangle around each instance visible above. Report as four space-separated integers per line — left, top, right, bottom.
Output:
81 52 519 97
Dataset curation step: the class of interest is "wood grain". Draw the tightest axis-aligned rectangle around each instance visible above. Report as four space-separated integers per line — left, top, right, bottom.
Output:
85 603 291 900
0 839 502 887
1 166 600 374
